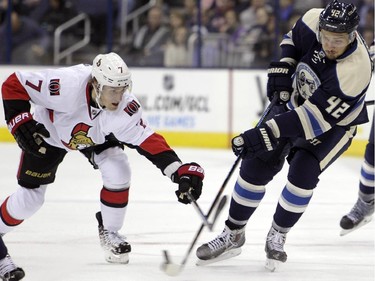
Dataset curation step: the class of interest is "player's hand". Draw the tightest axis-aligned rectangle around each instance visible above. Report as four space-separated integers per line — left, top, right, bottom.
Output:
8 112 50 157
267 61 294 104
231 125 277 159
172 162 204 204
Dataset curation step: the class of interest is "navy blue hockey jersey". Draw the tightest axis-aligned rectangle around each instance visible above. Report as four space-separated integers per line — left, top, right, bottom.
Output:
266 8 372 140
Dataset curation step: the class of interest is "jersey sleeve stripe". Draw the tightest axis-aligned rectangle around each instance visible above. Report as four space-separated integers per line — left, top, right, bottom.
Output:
295 101 332 139
1 73 30 101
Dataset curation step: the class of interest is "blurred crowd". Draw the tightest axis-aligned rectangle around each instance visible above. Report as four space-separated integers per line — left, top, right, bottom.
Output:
0 0 374 68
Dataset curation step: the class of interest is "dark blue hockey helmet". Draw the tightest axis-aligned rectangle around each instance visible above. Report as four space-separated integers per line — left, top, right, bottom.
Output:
319 0 359 34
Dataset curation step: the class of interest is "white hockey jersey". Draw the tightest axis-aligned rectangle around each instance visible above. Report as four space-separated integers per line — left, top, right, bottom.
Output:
3 64 155 151
2 63 185 178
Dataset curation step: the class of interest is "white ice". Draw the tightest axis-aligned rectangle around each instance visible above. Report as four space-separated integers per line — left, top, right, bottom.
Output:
0 143 373 281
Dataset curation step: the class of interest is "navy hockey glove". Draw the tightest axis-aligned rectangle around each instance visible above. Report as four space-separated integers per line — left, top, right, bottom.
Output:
172 162 204 204
267 61 294 104
8 112 50 157
231 125 277 159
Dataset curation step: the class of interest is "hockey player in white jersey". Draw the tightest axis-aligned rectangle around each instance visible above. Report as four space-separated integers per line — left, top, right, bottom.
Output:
196 0 372 271
340 41 375 235
0 52 205 280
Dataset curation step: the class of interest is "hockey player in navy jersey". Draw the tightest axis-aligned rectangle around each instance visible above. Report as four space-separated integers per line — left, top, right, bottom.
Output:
196 0 372 271
0 52 204 280
340 41 374 236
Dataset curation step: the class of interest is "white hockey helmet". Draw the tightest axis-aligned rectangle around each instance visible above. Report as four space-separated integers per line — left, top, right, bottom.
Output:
92 52 132 92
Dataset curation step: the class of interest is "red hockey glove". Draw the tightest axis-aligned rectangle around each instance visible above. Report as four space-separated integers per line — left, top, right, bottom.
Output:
8 112 50 157
172 162 204 204
232 125 277 159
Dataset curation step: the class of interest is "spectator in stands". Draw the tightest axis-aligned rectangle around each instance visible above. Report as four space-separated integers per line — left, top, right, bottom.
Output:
235 0 252 14
124 6 170 66
0 11 51 64
184 0 210 35
279 0 295 34
8 0 46 20
234 6 275 68
239 0 273 32
155 0 171 17
359 2 374 34
206 0 234 32
164 0 185 8
218 8 249 67
219 8 243 38
73 0 112 46
35 0 78 62
164 8 190 67
37 0 77 35
28 0 50 22
169 8 186 31
164 25 190 67
0 0 7 24
182 0 197 29
250 7 276 68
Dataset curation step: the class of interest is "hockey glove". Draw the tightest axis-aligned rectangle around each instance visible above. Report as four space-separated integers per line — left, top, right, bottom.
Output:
267 61 294 104
172 162 204 204
80 133 124 169
8 112 50 157
232 125 277 159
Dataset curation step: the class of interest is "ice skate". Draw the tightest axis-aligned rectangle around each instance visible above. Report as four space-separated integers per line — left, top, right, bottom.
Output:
264 226 287 272
196 225 245 266
340 198 374 236
96 212 131 264
0 255 25 281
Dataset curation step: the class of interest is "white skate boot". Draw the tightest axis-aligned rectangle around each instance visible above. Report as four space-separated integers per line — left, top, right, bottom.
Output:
340 198 374 236
264 226 287 272
96 212 131 264
0 255 25 281
196 225 245 265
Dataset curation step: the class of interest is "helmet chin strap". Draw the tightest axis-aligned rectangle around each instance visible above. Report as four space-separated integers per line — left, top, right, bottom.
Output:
92 83 105 110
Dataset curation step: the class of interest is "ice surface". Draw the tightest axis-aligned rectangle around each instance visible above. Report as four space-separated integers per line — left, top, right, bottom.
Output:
0 143 373 281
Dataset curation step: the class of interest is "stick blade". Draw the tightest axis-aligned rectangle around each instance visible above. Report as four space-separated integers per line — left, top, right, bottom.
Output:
160 250 183 276
161 263 182 276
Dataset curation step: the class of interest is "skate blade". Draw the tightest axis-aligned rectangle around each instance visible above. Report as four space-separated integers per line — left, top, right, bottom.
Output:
196 248 241 266
265 258 283 272
340 216 373 236
105 252 129 264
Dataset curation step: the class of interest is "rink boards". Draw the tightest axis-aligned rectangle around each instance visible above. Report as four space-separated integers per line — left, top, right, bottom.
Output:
0 66 373 156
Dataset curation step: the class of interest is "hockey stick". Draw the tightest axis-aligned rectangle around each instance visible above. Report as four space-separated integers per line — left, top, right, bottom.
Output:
161 194 229 276
160 96 279 276
365 100 374 106
186 192 214 231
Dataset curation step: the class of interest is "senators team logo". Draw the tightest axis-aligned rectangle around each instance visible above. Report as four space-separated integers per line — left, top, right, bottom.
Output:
62 122 94 150
49 79 60 96
124 100 140 116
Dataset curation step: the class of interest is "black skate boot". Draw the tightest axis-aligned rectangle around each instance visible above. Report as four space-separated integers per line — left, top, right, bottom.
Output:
340 198 374 236
96 212 131 264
